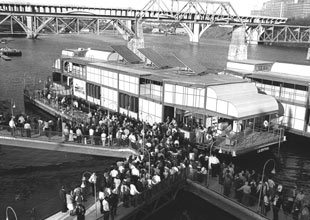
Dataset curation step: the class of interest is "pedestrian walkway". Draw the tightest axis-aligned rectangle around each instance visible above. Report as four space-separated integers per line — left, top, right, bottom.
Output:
202 175 294 220
0 127 138 158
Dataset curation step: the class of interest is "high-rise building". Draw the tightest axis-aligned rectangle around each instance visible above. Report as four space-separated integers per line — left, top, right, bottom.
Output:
251 0 310 18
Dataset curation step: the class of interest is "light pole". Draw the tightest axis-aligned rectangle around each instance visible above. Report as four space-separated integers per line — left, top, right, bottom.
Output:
257 159 276 213
6 206 18 220
11 99 15 117
277 127 286 157
82 171 97 218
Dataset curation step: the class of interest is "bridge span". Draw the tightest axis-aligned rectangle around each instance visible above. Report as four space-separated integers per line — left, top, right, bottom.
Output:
0 0 287 43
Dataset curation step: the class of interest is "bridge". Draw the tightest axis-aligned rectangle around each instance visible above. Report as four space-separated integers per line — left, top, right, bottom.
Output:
0 0 287 43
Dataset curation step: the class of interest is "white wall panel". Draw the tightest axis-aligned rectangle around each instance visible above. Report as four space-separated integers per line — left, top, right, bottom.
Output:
73 78 86 99
293 119 304 131
206 97 216 111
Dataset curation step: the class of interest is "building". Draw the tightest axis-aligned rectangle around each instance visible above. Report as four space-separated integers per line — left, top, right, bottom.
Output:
50 46 283 155
251 0 310 18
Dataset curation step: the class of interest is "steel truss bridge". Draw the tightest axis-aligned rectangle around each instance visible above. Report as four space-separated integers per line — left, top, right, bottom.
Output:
0 0 288 43
246 23 310 44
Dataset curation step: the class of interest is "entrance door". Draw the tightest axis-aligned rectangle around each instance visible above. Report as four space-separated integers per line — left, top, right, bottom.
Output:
164 105 174 123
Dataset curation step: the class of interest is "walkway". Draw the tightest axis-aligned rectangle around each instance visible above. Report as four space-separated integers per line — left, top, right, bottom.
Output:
192 174 295 220
0 127 138 158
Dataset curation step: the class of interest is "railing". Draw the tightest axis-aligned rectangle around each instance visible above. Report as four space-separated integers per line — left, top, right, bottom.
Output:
0 125 137 150
216 126 284 151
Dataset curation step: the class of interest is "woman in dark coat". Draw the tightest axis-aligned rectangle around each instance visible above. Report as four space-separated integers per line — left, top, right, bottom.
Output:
59 186 68 212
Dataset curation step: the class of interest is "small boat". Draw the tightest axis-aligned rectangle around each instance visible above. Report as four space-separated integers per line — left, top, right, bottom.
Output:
0 54 11 61
0 47 22 56
0 53 11 61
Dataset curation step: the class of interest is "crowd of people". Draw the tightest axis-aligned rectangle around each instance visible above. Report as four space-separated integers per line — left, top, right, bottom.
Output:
2 90 309 220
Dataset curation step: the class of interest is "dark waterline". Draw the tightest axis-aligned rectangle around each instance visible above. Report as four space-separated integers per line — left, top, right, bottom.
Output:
1 33 309 219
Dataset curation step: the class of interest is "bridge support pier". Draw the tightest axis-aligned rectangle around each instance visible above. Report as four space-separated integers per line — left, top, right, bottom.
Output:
182 23 212 44
246 28 259 45
190 23 200 43
227 26 247 61
26 5 35 39
128 20 145 60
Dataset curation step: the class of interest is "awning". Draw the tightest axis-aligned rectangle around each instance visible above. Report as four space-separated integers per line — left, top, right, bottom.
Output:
207 83 279 119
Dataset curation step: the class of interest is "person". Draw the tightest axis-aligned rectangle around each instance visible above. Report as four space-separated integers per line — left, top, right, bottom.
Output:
24 121 31 137
109 188 119 220
9 117 16 137
271 190 283 220
59 186 67 212
223 169 233 197
237 181 251 206
102 197 110 220
285 185 297 214
88 172 97 196
99 188 105 214
262 194 271 216
66 190 75 216
75 203 86 220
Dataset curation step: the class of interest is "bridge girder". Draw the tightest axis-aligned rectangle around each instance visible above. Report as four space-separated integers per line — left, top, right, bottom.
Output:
245 24 310 44
0 1 288 43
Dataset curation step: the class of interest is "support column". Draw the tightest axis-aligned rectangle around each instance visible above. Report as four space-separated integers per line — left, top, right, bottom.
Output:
127 20 145 60
227 26 247 61
26 6 34 39
246 28 259 45
191 23 200 43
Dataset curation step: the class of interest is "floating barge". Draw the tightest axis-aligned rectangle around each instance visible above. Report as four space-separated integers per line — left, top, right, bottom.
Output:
24 46 286 156
0 46 22 56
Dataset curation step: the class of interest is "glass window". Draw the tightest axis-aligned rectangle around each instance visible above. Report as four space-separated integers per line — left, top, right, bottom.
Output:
119 73 138 95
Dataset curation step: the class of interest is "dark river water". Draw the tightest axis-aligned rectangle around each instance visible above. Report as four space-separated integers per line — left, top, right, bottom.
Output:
1 33 310 219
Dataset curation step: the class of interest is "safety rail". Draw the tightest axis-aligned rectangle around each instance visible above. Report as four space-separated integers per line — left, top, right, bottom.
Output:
0 125 138 151
216 126 284 153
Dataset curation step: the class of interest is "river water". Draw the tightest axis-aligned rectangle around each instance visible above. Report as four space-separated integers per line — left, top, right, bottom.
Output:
1 33 310 219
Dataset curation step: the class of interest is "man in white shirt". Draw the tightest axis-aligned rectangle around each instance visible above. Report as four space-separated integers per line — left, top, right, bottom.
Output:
130 182 140 207
102 197 110 220
9 117 15 137
89 127 94 144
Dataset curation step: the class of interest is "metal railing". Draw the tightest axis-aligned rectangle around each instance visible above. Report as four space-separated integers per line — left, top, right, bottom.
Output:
0 125 137 150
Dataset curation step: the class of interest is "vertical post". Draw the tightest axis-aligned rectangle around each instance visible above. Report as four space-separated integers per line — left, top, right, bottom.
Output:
278 128 282 158
94 181 97 219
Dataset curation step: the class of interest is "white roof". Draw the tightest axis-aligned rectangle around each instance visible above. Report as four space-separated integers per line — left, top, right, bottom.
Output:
271 62 310 78
207 83 279 118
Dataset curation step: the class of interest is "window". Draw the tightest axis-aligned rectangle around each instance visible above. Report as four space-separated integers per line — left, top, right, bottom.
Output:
164 83 205 108
119 73 139 94
139 78 163 101
86 83 100 99
119 92 138 113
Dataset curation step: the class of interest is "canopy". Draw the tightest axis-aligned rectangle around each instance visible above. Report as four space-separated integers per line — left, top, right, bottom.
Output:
206 83 279 119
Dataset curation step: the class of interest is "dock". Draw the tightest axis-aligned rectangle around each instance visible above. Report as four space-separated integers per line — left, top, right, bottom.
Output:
0 129 138 159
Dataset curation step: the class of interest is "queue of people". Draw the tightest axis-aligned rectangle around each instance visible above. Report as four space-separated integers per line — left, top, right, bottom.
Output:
4 91 309 220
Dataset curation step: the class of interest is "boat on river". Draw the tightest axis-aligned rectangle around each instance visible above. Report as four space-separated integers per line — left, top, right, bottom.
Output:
0 46 22 56
24 46 286 156
0 53 11 61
